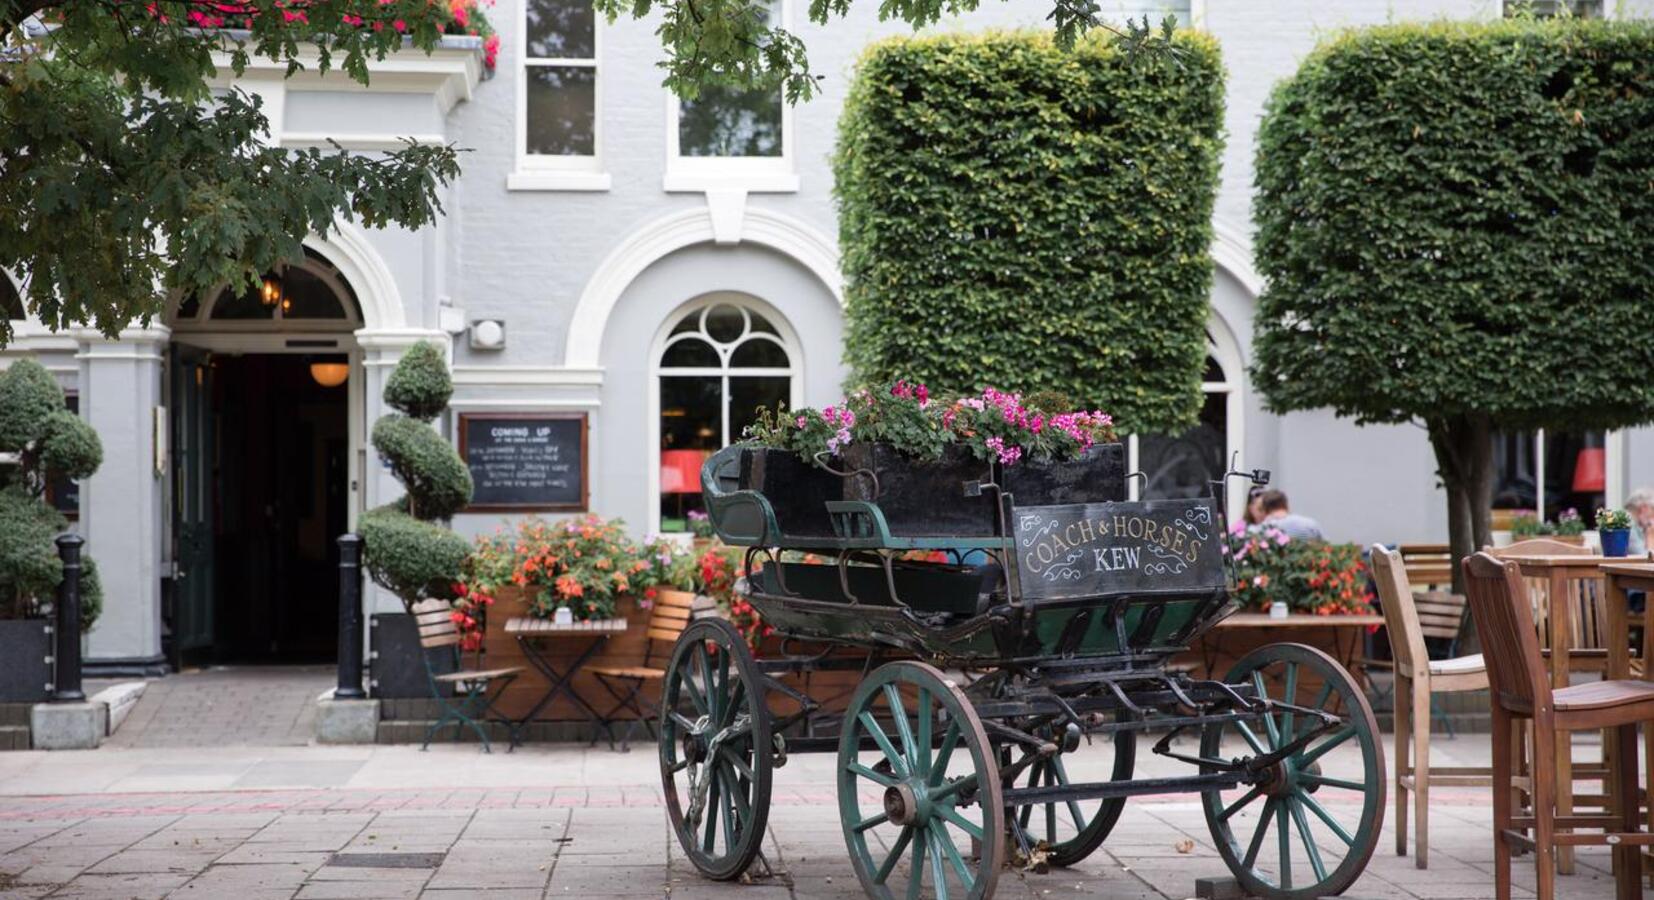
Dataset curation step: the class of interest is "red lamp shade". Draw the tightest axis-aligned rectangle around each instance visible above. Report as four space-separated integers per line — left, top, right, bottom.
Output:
660 450 708 495
1571 447 1606 493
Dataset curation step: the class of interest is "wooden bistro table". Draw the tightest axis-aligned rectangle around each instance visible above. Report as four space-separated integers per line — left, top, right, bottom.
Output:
1198 612 1385 684
1502 552 1618 874
503 616 629 749
1600 560 1654 868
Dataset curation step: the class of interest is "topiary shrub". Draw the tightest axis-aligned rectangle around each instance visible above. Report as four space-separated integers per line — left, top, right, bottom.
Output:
361 341 473 609
834 30 1226 433
0 359 104 627
1250 17 1654 588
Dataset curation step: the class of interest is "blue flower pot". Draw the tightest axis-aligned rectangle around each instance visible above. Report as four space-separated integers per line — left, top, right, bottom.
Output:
1601 528 1631 557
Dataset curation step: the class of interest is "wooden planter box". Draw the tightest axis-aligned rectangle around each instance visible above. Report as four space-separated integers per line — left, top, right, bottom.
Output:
840 442 998 537
0 619 52 703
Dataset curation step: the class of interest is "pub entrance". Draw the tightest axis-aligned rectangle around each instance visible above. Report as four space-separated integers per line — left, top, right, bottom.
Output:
166 249 364 667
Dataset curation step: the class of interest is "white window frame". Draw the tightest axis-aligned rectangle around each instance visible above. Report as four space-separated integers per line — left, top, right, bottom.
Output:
1125 318 1246 518
648 293 803 535
1511 428 1625 521
509 0 610 192
662 0 798 194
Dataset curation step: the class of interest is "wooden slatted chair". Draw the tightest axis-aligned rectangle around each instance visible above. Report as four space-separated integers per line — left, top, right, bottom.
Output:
1487 539 1602 672
1371 545 1491 869
1399 543 1455 592
1461 552 1651 900
412 599 523 753
588 588 697 750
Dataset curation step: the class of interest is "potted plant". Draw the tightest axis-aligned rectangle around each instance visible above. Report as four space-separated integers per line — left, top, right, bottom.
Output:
1597 507 1634 558
1224 527 1375 616
0 360 104 702
463 514 648 622
1510 511 1553 539
1554 508 1587 545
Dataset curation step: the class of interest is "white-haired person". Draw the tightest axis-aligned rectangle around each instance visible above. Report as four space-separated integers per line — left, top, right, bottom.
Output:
1628 486 1654 557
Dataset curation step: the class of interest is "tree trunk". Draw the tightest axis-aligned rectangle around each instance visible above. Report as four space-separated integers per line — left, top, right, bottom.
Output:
1426 413 1494 597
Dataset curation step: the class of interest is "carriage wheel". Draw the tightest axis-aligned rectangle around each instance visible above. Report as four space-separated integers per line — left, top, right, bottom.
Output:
838 661 1003 900
1199 643 1384 900
659 618 773 881
1003 724 1135 867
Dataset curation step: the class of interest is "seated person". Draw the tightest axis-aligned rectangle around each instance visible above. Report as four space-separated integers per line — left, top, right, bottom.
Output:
1255 490 1324 542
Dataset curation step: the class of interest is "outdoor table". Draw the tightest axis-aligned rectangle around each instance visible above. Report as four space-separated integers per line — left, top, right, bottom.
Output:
1502 552 1615 874
1198 612 1385 683
502 616 629 749
1600 560 1654 868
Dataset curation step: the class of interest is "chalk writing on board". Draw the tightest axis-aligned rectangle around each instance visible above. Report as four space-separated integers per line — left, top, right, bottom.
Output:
459 414 586 511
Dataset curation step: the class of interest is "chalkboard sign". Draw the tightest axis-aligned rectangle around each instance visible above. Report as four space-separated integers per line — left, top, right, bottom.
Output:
458 413 587 512
1011 498 1225 603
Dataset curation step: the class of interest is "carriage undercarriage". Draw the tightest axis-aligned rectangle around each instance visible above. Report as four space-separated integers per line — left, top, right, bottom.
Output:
661 448 1386 900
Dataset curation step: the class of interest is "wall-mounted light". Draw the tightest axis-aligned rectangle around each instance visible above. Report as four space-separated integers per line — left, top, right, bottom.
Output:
260 272 283 308
310 362 350 388
469 319 506 350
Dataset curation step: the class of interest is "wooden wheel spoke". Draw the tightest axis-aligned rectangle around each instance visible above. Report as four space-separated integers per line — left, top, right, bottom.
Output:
1219 786 1265 823
695 644 717 723
718 746 754 782
907 827 927 900
926 828 951 900
853 811 888 833
934 805 985 841
717 767 739 849
722 677 746 729
1276 798 1292 889
847 762 899 788
678 673 708 718
1242 797 1276 869
883 684 918 765
667 758 690 774
1048 755 1088 833
1252 673 1281 748
1297 725 1356 767
859 712 910 777
1234 720 1269 756
874 826 914 884
1299 772 1362 792
929 721 960 787
1280 661 1299 745
703 765 721 855
1288 797 1328 884
934 821 975 890
723 762 752 817
670 710 700 734
915 688 932 779
1043 760 1057 842
1297 792 1356 847
930 772 976 804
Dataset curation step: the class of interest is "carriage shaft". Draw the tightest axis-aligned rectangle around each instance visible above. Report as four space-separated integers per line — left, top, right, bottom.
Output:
1002 772 1248 805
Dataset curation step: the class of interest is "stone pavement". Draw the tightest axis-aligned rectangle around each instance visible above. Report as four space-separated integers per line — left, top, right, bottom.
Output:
97 668 331 749
0 731 1638 900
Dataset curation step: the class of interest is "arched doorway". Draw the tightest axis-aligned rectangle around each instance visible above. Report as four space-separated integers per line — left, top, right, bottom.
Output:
167 249 363 664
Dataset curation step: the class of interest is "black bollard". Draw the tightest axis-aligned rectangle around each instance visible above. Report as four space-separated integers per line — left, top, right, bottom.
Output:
335 534 367 700
53 534 86 703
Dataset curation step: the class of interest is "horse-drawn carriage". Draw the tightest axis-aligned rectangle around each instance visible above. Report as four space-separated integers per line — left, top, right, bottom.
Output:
657 442 1383 900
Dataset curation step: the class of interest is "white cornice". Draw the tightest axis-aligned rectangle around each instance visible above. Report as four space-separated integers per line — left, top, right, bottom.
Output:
208 38 483 114
451 365 604 387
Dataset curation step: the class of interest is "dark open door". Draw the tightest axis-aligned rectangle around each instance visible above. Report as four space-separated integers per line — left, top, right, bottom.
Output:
169 345 215 664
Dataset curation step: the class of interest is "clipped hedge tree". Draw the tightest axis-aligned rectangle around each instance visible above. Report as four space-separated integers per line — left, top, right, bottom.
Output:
361 342 473 609
1251 18 1654 584
0 359 104 628
835 30 1225 433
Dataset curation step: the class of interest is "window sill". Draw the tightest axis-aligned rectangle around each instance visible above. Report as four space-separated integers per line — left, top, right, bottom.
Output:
663 171 799 194
507 170 612 192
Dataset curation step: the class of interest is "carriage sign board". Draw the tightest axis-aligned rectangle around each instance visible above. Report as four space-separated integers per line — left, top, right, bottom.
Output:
1011 498 1225 601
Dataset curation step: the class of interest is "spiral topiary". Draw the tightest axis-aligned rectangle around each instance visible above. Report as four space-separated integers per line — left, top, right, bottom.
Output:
360 341 473 609
0 359 104 627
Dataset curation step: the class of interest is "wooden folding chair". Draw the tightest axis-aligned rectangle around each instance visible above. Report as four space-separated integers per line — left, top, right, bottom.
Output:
588 588 696 750
412 599 523 753
1462 552 1652 900
1371 545 1491 869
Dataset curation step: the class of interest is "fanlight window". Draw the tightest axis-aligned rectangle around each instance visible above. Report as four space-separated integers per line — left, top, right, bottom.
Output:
1 277 22 320
656 301 796 532
174 251 360 325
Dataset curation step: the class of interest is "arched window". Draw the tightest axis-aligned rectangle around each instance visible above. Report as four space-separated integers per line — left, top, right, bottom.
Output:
172 249 361 327
1 275 23 321
1131 319 1245 515
655 295 797 532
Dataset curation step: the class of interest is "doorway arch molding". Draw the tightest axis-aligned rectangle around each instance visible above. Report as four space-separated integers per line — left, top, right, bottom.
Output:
565 206 842 370
307 221 406 333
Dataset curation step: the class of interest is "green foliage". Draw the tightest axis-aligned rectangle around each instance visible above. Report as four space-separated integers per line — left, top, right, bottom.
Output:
0 0 467 347
0 359 64 453
592 0 1180 106
370 414 473 521
359 505 470 604
363 344 472 607
39 410 102 482
382 341 453 422
834 31 1225 434
0 485 64 618
1252 18 1654 432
